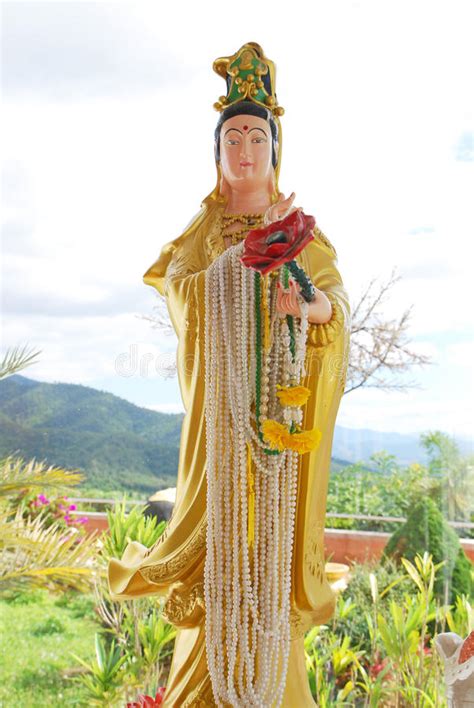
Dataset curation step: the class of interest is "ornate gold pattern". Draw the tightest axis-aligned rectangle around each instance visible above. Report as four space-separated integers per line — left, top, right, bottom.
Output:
139 518 207 584
306 291 345 349
205 210 227 262
182 675 216 707
304 521 326 582
162 581 206 627
213 42 284 117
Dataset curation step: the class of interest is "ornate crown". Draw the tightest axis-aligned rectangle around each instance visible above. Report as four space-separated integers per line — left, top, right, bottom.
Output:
212 42 284 117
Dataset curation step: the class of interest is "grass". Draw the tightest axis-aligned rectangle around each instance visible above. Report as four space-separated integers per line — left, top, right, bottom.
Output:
0 587 102 707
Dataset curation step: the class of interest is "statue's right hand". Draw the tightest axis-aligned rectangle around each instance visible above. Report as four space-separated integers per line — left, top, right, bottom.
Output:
265 192 300 224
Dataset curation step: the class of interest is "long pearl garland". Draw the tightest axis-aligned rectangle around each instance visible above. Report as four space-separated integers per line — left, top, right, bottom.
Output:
204 240 310 707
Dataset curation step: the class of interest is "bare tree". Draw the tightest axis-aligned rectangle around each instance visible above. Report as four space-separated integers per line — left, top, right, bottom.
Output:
346 267 432 394
137 296 175 338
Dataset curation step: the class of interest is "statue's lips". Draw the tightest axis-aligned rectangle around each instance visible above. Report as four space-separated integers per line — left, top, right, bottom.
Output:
240 162 253 167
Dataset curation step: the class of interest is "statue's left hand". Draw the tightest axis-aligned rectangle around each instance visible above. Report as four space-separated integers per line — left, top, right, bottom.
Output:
276 278 333 324
276 278 303 317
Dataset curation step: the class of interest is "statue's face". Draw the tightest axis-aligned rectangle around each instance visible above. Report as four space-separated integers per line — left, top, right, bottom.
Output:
219 114 274 192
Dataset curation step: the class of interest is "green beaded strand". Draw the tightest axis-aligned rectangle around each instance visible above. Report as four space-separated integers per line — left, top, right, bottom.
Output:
282 264 296 363
254 270 280 456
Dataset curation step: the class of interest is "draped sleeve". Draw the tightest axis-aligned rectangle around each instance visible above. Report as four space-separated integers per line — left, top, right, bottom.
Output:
107 222 212 617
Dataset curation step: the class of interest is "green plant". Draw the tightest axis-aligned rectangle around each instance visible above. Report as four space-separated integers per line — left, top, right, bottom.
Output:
353 654 395 707
382 497 473 602
72 499 176 705
336 556 412 654
304 623 361 706
69 633 128 706
103 498 167 559
371 552 447 706
310 553 463 705
444 592 474 637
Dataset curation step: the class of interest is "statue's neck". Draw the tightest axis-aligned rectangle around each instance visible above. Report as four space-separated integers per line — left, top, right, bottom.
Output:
224 189 272 214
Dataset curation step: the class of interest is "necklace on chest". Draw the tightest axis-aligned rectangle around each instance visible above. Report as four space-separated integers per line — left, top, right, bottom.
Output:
221 212 265 247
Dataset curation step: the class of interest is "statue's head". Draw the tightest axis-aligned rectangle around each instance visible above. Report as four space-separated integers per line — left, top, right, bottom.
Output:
214 100 279 199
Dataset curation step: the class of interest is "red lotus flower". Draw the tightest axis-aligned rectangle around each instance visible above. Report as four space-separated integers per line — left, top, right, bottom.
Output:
127 687 166 707
240 209 316 275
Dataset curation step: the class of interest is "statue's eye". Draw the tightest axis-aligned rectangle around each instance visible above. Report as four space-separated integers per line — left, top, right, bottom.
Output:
252 137 266 143
226 139 240 146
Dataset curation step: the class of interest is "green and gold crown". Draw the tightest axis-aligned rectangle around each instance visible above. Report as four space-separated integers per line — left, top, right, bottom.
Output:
212 42 284 117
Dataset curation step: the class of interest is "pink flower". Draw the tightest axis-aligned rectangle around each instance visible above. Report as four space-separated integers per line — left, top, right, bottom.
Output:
68 504 77 511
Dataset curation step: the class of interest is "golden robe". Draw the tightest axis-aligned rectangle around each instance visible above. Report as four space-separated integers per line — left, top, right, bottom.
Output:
107 197 351 707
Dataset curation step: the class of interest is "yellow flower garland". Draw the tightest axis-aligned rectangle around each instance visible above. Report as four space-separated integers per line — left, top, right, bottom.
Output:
261 419 289 452
261 418 322 455
275 384 312 407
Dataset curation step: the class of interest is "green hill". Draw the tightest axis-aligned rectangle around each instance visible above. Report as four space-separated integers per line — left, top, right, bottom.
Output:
0 374 357 498
0 375 183 495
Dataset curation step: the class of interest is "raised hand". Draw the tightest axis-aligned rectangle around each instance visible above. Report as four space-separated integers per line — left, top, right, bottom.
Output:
264 192 300 224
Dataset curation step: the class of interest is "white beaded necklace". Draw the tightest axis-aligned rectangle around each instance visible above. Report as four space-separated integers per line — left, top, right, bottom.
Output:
204 240 309 707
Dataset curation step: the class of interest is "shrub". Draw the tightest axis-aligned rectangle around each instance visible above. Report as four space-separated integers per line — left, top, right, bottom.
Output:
382 497 472 602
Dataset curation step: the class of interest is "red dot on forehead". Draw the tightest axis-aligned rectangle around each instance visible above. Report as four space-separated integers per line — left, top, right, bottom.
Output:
243 125 248 130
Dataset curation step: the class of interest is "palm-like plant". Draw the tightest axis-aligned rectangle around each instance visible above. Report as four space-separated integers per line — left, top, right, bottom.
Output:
0 344 101 595
0 454 102 594
0 343 42 380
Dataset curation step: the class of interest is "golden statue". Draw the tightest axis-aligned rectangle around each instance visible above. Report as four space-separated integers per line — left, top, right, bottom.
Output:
108 42 351 707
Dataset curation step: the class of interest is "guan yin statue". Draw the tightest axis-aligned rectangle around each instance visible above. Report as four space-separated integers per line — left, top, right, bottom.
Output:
108 41 351 707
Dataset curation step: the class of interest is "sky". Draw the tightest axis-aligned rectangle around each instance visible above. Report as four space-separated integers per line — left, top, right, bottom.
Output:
1 0 473 441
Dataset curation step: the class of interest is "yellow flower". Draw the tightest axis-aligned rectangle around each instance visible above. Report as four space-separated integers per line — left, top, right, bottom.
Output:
261 419 290 452
286 426 322 455
261 419 322 455
275 384 312 407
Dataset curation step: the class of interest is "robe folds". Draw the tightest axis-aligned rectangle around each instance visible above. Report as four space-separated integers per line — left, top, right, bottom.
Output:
107 199 351 706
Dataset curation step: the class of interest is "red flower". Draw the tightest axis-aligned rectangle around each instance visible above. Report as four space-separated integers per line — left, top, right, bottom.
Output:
240 209 316 275
368 655 394 681
127 687 166 707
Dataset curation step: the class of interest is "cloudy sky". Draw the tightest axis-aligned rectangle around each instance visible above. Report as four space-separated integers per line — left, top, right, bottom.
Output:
2 0 473 441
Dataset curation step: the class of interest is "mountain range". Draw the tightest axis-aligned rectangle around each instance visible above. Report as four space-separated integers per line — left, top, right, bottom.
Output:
1 374 471 496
